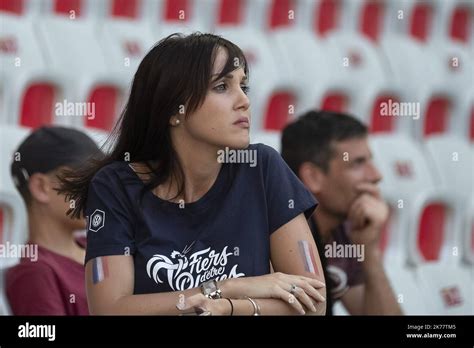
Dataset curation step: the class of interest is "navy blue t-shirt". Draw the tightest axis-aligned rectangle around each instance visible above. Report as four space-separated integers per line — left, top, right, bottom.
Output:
84 144 317 294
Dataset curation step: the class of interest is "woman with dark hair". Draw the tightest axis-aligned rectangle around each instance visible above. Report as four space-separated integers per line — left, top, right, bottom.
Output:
58 33 326 315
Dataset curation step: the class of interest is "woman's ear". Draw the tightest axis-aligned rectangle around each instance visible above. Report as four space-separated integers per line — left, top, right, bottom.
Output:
28 173 52 204
298 162 324 195
169 116 181 127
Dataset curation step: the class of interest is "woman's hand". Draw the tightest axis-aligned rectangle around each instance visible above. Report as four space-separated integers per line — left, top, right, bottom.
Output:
176 293 230 316
222 272 326 314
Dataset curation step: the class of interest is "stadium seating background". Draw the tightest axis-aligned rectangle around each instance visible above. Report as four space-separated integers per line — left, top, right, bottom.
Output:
0 0 473 315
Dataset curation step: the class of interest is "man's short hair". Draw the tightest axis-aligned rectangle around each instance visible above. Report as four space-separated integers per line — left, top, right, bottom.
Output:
281 110 368 175
11 126 100 206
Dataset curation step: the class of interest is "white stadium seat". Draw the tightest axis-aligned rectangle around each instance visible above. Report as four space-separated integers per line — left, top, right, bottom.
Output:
250 130 281 152
339 0 402 42
98 18 156 81
370 134 472 314
450 88 474 142
396 0 474 45
0 13 65 128
380 34 469 139
144 0 212 36
292 0 344 37
36 16 127 131
424 136 474 314
0 268 12 315
0 125 30 268
424 135 473 201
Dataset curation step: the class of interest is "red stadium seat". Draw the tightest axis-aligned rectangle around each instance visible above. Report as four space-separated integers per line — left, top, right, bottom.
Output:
400 0 473 45
164 0 189 21
424 96 451 136
269 0 294 29
264 92 296 131
85 86 120 131
218 0 243 25
369 95 397 133
54 0 82 16
417 203 446 261
360 0 385 41
450 4 471 43
316 0 342 36
0 0 23 14
112 0 140 18
409 1 434 42
19 84 56 128
321 93 349 112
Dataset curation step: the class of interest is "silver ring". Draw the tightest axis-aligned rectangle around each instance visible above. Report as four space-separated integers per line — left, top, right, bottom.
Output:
290 284 297 295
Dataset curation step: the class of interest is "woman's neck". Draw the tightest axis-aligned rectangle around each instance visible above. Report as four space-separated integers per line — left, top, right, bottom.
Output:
160 132 222 203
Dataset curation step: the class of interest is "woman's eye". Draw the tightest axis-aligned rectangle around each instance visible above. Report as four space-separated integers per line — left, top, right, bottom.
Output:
213 83 227 92
241 85 250 95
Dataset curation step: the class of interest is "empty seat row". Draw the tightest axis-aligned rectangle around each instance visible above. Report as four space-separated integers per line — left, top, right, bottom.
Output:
1 13 473 141
1 0 473 47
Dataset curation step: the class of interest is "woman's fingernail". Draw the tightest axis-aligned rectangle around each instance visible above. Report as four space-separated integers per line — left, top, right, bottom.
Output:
312 305 317 312
300 309 306 315
176 303 186 310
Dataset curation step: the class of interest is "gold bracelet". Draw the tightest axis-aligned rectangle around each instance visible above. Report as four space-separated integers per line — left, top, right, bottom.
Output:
244 296 261 316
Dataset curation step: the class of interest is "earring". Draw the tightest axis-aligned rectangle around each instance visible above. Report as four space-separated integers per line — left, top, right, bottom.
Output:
175 119 180 125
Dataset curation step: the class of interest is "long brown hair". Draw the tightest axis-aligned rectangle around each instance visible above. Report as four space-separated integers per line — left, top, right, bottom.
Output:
57 32 248 219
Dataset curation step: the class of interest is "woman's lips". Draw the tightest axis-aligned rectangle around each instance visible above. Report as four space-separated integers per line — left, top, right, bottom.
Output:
233 117 250 128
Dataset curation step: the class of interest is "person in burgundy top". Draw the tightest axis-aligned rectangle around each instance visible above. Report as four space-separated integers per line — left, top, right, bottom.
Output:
282 110 403 315
6 126 100 315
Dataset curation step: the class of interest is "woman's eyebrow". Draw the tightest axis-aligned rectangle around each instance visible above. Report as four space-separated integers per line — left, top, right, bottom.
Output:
211 73 248 82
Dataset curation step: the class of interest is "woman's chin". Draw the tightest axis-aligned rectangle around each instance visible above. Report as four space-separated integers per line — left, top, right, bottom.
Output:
226 136 250 150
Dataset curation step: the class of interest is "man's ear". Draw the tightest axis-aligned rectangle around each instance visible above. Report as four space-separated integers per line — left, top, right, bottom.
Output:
28 173 52 204
298 162 325 195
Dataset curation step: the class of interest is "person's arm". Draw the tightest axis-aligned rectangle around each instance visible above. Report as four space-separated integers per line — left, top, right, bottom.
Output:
7 264 67 315
340 248 402 315
361 247 402 314
343 183 402 315
87 215 326 315
86 255 201 315
268 212 326 315
178 213 326 315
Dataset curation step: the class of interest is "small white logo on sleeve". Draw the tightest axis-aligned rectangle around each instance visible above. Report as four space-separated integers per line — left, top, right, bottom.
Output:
18 322 55 341
89 209 105 232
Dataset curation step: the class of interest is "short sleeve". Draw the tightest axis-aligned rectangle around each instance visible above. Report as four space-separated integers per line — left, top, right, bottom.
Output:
84 165 136 265
259 144 318 234
6 264 66 315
